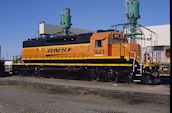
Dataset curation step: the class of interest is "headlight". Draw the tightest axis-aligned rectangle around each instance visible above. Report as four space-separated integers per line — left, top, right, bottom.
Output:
149 66 152 70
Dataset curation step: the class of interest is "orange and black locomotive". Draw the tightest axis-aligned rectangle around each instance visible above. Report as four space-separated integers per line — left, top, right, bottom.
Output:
12 29 160 83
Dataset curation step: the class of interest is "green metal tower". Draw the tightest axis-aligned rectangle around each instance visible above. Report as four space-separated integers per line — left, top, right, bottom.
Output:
110 0 142 43
110 0 158 44
125 0 140 43
61 8 72 36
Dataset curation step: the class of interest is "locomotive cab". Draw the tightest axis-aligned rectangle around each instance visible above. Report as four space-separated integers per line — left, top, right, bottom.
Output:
89 30 142 82
90 30 125 57
90 30 140 63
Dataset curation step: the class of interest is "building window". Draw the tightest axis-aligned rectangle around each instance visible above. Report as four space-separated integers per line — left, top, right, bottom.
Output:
95 40 102 47
153 46 163 51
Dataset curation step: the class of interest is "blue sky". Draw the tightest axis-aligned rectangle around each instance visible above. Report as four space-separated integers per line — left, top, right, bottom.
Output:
0 0 170 60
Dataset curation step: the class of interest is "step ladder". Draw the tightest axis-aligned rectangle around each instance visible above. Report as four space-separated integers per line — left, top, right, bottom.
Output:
132 64 143 83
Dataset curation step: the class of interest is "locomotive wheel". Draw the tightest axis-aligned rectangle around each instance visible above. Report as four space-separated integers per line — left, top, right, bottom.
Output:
152 77 160 84
113 71 119 82
150 75 160 85
96 74 101 81
142 74 152 84
142 69 160 84
113 76 119 82
117 71 130 83
103 74 110 82
89 69 96 80
151 72 160 84
13 70 19 75
18 71 23 76
33 70 41 77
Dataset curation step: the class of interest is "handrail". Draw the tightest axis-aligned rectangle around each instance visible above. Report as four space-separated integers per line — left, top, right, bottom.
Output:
129 51 136 73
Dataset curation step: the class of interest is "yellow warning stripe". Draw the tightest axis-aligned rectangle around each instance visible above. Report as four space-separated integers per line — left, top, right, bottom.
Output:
22 57 140 64
22 56 121 60
12 63 132 67
143 64 157 67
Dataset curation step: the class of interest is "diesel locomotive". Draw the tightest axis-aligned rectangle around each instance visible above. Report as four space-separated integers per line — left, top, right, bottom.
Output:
12 1 161 84
12 30 160 84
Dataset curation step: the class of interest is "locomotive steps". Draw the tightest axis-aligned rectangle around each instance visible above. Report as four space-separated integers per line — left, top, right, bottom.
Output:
0 76 169 105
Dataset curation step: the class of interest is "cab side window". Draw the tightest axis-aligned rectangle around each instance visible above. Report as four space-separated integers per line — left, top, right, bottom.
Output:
113 34 120 38
95 40 102 47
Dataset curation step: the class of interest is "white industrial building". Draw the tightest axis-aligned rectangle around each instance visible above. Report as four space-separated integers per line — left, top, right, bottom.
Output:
39 22 93 35
39 23 170 48
136 24 170 47
137 24 170 69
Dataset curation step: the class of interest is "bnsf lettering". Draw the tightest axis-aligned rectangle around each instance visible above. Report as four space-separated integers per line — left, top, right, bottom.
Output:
61 48 66 52
54 49 60 52
47 48 72 53
47 49 53 53
68 48 71 51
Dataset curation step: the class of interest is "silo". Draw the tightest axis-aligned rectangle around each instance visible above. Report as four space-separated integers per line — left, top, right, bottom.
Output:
126 0 140 43
61 8 72 36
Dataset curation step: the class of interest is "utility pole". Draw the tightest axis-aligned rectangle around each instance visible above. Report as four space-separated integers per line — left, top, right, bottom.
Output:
0 45 1 59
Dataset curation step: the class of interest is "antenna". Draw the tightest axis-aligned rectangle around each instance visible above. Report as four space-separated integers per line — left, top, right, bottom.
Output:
0 46 1 60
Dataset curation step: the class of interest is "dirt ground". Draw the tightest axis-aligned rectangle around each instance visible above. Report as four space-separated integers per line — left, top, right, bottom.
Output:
0 76 170 113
